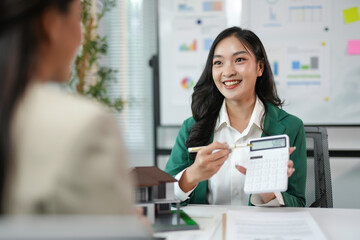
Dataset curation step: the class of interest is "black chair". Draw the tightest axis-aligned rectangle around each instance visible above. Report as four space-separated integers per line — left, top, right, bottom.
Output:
304 126 333 208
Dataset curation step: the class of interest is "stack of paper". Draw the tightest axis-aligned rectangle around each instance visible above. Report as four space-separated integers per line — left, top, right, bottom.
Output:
224 210 327 240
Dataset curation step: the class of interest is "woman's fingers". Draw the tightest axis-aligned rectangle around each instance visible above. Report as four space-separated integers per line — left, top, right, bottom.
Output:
288 148 296 177
289 146 296 155
288 159 294 168
197 141 229 165
201 141 228 154
287 160 295 177
209 148 230 161
214 155 228 167
235 165 247 175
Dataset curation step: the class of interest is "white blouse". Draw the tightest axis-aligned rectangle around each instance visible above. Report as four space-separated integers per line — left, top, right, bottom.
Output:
174 97 284 206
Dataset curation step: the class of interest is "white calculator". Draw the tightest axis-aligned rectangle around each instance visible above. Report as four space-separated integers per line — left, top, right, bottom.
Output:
244 134 289 194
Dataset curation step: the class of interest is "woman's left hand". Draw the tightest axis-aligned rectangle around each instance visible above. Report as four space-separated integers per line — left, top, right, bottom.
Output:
235 147 296 203
287 147 296 177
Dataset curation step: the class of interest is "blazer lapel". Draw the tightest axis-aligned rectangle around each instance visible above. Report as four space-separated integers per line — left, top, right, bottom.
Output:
262 102 287 137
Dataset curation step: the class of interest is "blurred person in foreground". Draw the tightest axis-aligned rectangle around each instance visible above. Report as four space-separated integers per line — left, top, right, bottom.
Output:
0 0 136 215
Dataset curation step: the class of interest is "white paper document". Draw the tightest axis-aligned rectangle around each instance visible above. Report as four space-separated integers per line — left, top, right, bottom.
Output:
225 210 327 240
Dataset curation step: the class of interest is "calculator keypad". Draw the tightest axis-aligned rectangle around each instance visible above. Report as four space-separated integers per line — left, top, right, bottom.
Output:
244 153 288 194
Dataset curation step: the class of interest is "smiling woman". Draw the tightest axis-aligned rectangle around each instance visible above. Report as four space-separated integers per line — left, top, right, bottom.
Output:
165 27 307 208
212 37 263 108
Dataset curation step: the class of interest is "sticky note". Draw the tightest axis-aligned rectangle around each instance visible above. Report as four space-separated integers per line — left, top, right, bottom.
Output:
348 39 360 55
343 7 360 24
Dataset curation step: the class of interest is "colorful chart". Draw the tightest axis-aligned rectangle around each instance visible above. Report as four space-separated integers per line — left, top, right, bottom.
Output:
178 3 194 13
179 40 197 51
204 38 213 51
181 77 195 89
272 61 279 76
289 5 323 22
269 7 276 20
203 1 223 12
286 46 325 88
291 56 319 70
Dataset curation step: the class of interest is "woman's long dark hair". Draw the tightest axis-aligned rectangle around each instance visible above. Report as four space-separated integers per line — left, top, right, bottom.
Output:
0 0 74 213
186 26 282 150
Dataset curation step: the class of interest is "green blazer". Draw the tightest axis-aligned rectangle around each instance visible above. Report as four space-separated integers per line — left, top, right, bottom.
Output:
165 101 307 207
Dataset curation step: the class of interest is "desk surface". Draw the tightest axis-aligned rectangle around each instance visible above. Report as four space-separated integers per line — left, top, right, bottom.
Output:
154 205 360 240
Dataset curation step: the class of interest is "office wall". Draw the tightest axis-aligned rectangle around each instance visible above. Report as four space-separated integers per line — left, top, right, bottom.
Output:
156 127 360 209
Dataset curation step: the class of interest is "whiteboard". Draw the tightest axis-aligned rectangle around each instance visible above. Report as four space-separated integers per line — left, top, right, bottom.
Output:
158 0 360 126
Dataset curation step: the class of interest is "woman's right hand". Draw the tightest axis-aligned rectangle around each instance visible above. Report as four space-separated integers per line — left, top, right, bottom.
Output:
179 141 230 192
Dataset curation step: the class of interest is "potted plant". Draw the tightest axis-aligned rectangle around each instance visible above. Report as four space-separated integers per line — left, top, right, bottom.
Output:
69 0 124 112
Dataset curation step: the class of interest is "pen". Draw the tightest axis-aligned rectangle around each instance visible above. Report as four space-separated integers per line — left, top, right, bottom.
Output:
188 144 253 153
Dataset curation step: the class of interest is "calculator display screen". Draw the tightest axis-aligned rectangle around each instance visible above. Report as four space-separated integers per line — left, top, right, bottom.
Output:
251 137 286 151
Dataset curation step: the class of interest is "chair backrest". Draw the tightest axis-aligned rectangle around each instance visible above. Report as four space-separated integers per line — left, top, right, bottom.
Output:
304 126 333 208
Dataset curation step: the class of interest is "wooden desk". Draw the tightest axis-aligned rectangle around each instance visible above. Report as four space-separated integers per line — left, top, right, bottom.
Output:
154 205 360 240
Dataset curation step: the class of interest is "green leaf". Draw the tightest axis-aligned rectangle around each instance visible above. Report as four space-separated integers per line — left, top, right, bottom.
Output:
69 0 123 112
